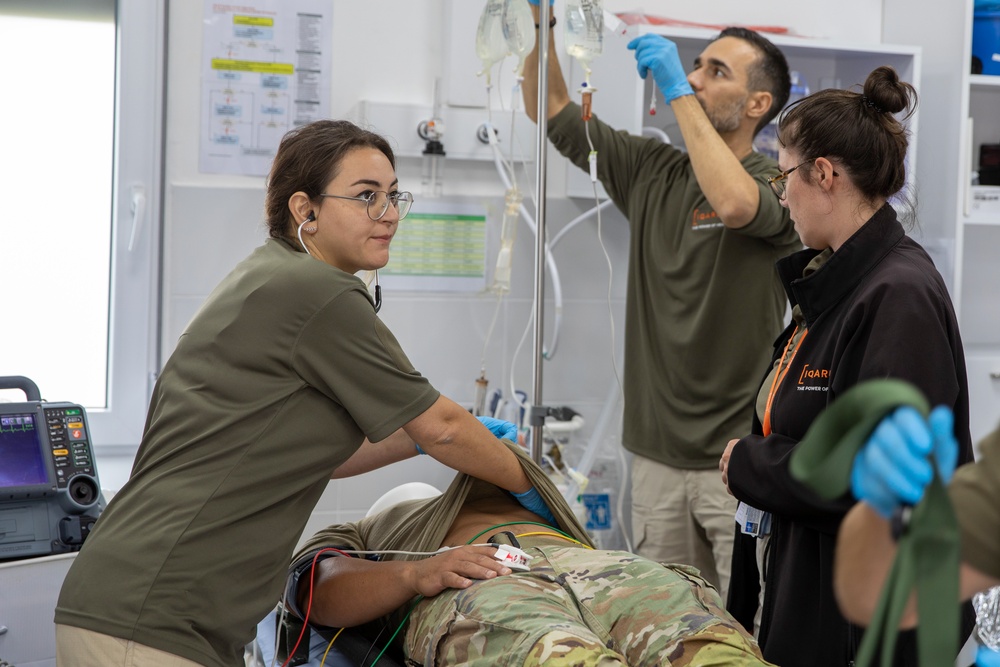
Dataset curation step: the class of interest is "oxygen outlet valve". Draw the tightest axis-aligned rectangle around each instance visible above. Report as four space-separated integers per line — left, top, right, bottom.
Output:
418 76 447 198
422 137 445 199
417 118 446 199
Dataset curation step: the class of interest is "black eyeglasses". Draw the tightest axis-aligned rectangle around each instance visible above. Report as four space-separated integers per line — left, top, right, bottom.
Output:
319 190 414 221
767 161 811 201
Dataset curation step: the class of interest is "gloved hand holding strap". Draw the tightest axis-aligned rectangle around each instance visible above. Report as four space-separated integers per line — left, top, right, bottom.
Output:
789 378 960 667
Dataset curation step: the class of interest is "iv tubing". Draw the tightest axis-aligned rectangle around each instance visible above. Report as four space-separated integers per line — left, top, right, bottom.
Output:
549 198 616 249
575 375 621 484
546 125 669 251
486 125 564 361
562 371 634 552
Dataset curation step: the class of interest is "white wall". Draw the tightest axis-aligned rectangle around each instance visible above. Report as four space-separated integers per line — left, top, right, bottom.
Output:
165 0 885 184
148 0 892 533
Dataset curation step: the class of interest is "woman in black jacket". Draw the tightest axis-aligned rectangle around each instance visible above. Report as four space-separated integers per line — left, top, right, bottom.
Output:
718 65 976 667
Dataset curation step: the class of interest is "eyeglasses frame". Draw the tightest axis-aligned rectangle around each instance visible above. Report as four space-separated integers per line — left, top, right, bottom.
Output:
767 160 811 201
318 190 414 221
767 159 840 201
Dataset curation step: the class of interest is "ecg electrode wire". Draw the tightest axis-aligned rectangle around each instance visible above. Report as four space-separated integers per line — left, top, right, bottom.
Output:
366 597 421 667
466 520 578 545
327 544 506 557
372 522 593 665
285 540 532 666
279 547 351 667
514 530 593 548
319 627 345 665
309 523 589 665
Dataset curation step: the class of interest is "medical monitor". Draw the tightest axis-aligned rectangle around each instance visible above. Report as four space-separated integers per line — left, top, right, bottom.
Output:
0 400 103 561
0 412 49 490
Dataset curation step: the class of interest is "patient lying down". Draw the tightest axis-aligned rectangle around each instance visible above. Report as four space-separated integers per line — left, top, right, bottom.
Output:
281 443 773 666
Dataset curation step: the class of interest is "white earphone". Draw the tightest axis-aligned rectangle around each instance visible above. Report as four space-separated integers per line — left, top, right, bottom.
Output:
296 212 316 254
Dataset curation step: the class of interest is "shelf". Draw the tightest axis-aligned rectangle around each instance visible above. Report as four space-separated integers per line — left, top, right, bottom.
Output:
966 186 1000 224
563 26 920 198
971 73 1000 89
630 24 921 59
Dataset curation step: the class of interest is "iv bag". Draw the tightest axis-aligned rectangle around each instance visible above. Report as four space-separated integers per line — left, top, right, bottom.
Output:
565 0 603 77
502 0 535 79
476 0 508 85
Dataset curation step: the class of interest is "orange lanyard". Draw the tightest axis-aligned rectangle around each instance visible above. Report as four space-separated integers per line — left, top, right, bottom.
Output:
762 326 808 437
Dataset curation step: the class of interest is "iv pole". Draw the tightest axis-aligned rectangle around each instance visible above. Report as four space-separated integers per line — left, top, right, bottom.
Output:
529 0 551 464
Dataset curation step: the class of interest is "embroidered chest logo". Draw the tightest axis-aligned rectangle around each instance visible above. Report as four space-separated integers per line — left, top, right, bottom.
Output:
691 207 724 230
797 364 830 392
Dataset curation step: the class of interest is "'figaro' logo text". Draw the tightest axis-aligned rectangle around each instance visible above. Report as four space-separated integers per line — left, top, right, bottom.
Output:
797 364 830 392
691 207 724 230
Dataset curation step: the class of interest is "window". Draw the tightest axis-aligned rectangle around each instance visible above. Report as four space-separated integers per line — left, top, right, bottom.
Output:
0 0 164 451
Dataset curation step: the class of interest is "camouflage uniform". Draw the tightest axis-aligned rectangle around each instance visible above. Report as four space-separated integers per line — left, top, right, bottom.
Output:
404 544 772 666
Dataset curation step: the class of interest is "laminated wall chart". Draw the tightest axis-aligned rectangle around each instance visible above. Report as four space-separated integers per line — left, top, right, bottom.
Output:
200 1 332 176
381 203 488 293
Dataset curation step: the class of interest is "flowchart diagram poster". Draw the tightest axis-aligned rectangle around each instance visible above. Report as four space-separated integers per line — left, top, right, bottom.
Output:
200 1 332 175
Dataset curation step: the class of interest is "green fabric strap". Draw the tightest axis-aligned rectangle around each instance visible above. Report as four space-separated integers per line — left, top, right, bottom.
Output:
789 378 960 667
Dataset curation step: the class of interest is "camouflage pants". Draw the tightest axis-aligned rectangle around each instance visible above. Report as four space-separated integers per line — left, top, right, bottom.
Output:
403 545 771 666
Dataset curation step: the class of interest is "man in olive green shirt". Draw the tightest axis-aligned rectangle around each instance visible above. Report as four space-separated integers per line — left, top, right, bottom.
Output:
524 4 799 596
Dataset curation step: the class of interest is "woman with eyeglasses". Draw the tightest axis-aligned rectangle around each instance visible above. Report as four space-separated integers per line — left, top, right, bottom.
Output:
54 119 554 667
718 67 975 666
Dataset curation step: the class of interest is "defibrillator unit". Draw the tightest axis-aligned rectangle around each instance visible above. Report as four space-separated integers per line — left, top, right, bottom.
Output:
0 376 104 561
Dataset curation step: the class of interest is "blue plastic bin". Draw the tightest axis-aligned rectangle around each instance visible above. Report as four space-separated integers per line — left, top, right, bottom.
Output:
973 10 1000 75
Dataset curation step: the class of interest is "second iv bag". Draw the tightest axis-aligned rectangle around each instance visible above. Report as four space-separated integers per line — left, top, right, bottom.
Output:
476 0 508 86
501 0 535 80
565 0 603 82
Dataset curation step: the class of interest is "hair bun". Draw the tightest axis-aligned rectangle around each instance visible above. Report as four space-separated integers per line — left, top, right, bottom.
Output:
861 65 915 118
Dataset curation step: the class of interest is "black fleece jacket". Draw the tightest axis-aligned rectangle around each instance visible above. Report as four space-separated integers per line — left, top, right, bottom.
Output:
725 204 975 667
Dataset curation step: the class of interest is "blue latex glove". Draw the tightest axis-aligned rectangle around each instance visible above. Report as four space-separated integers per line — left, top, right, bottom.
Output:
850 405 958 518
513 486 557 525
477 415 519 442
978 645 1000 667
626 34 694 103
929 406 960 482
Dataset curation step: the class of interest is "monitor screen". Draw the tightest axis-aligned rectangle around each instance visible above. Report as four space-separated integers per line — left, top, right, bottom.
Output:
0 412 48 488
